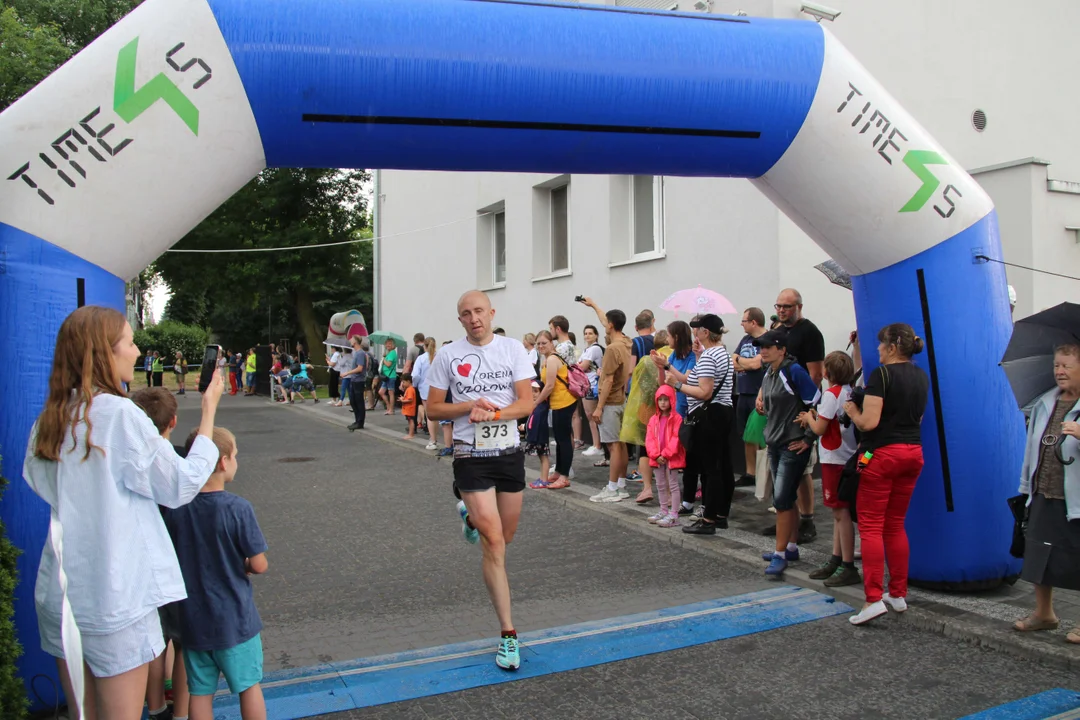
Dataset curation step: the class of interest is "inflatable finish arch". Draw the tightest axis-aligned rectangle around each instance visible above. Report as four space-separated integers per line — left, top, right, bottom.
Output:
0 0 1023 693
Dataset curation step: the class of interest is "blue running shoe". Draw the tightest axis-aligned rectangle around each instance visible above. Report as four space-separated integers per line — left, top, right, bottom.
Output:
765 555 788 577
496 635 520 671
457 501 479 545
761 548 800 562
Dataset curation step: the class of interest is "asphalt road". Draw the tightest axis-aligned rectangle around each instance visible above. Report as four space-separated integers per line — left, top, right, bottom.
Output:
175 396 1078 720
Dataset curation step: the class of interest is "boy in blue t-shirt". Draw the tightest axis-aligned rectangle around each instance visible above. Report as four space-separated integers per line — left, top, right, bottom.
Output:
164 427 269 720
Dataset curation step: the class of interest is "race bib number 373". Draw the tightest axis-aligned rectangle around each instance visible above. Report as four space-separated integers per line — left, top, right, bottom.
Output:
474 419 516 451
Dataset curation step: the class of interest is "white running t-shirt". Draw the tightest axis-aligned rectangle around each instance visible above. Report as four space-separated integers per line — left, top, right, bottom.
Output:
428 334 536 446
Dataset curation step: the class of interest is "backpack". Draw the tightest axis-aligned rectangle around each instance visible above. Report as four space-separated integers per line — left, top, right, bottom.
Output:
290 361 302 375
556 356 589 399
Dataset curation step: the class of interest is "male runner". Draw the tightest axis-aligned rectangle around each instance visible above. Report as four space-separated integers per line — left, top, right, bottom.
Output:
426 290 536 671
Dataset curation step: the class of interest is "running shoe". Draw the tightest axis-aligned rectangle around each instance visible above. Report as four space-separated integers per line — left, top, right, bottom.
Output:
617 486 631 500
762 547 800 562
456 501 479 544
582 446 603 457
849 601 888 626
765 555 788 577
692 505 705 519
657 513 680 528
647 512 666 524
438 447 454 457
627 471 643 481
882 593 908 613
496 635 520 671
425 442 438 450
589 487 624 503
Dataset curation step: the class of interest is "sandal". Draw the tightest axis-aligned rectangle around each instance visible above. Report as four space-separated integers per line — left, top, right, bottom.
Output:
636 492 653 505
1066 628 1080 645
593 460 610 467
1013 614 1060 632
546 476 570 489
529 479 551 489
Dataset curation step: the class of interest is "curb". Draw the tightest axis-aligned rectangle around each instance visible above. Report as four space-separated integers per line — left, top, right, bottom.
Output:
284 401 1080 673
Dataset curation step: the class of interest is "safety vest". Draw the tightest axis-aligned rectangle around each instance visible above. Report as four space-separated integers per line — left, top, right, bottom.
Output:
151 357 163 372
246 353 257 372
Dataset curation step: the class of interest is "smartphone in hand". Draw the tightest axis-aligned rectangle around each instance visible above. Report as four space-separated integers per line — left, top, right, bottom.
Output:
198 345 222 393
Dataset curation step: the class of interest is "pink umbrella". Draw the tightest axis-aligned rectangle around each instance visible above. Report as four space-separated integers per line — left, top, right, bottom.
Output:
660 286 737 317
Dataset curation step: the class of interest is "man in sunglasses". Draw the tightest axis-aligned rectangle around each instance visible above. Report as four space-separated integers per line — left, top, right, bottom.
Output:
767 288 825 543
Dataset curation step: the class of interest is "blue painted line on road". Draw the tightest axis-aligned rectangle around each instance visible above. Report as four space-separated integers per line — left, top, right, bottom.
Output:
961 689 1080 720
211 586 849 719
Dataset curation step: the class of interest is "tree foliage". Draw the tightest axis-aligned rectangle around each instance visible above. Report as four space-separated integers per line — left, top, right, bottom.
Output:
154 169 372 369
133 320 209 368
0 464 27 720
0 5 71 111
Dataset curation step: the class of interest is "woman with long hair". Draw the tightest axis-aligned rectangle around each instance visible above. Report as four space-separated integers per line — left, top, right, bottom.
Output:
23 306 224 719
414 337 439 449
579 324 606 459
534 330 576 489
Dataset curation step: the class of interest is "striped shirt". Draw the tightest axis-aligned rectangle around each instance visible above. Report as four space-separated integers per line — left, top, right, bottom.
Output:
23 394 219 634
686 345 734 412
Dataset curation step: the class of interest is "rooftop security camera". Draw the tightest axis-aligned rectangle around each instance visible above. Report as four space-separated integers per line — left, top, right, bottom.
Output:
800 2 840 21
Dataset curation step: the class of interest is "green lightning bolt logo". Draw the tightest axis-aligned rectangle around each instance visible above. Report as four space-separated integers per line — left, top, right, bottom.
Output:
113 37 199 135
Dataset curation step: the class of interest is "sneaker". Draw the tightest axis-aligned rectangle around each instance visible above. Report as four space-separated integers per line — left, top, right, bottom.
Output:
589 487 624 503
582 446 603 457
677 504 696 516
735 474 755 488
809 559 841 580
456 501 479 545
765 555 788 577
658 514 680 528
149 707 174 720
617 486 631 500
692 505 705 519
849 601 888 625
496 635 520 671
882 593 908 612
628 471 643 481
425 442 438 450
647 512 666 524
681 519 716 535
438 447 454 457
798 518 818 544
824 565 862 588
761 548 799 562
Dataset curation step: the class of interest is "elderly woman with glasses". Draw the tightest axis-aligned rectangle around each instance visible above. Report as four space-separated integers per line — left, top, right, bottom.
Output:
1013 343 1080 644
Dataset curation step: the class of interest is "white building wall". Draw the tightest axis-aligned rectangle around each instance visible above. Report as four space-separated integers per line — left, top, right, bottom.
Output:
377 0 1080 349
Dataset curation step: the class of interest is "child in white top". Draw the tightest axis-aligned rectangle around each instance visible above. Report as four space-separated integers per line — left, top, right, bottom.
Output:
798 350 860 587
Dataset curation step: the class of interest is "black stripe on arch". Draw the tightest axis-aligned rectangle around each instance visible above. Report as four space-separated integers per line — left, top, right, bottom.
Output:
301 114 761 140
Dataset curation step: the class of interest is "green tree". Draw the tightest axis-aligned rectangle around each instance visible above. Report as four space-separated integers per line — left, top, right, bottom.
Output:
0 462 27 720
154 169 372 370
0 6 70 111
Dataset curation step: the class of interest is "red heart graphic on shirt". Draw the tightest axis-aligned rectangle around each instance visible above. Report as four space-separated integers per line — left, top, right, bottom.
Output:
457 363 472 377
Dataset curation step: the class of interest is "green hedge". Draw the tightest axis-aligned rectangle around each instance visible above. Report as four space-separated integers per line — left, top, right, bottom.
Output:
0 459 27 719
134 321 210 370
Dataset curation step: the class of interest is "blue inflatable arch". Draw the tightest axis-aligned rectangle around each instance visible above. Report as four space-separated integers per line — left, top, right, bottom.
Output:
0 0 1023 694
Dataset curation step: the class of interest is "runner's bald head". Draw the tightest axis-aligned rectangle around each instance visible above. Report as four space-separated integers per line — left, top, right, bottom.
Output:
457 290 491 315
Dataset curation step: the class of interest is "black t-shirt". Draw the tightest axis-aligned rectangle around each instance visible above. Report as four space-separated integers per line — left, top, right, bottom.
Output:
862 362 929 447
784 318 825 370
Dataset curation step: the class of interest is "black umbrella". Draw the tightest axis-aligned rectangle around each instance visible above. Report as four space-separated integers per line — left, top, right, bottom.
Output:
813 259 852 291
1001 302 1080 410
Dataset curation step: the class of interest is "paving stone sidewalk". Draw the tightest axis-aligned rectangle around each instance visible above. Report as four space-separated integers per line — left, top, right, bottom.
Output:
284 397 1080 671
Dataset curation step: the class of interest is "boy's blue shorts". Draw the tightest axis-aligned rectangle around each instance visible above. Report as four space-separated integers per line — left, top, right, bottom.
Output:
184 633 263 696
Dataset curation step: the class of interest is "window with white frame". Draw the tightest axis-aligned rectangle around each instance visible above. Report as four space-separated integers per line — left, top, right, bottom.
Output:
475 200 506 289
492 210 506 285
550 184 569 272
630 175 664 257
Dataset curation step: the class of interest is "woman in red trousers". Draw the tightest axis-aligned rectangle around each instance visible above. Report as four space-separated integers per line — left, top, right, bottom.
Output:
843 323 929 625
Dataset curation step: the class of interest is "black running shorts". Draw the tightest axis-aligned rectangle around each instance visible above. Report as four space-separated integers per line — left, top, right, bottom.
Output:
453 452 526 499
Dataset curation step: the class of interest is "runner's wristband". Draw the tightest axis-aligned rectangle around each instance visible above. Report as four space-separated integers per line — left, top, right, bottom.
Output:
494 410 501 421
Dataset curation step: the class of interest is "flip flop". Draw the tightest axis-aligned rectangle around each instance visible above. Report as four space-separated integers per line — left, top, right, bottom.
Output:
1066 628 1080 644
547 477 570 489
529 479 551 489
1013 615 1060 632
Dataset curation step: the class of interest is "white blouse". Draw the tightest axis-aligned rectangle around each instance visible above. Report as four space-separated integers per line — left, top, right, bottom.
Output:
24 394 219 633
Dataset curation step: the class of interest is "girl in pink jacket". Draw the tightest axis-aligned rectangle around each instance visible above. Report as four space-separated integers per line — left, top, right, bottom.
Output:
646 385 686 527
